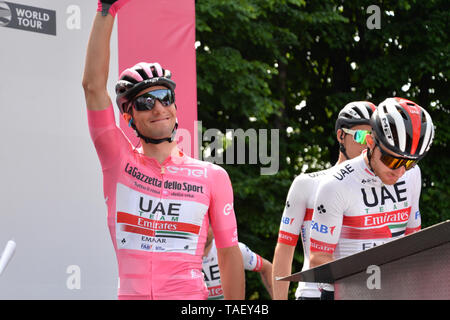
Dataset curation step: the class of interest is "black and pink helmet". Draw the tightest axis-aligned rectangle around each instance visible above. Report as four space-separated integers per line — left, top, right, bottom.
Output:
115 62 176 114
370 97 435 160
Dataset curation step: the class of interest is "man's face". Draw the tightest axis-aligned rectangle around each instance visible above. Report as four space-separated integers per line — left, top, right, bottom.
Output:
340 124 372 159
368 138 407 185
130 86 177 140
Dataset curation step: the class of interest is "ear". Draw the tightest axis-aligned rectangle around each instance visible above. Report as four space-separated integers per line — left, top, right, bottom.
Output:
336 129 344 144
123 112 132 122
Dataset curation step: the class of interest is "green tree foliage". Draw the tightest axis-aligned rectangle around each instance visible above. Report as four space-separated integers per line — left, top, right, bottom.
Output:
195 0 449 299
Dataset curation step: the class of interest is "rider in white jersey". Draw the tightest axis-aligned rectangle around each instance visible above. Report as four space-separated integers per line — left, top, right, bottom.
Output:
272 102 376 300
310 150 421 257
203 227 273 300
309 97 435 300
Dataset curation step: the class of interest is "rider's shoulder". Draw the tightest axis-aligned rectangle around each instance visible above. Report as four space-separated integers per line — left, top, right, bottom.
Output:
403 163 422 180
182 155 230 178
287 168 333 193
296 167 333 181
315 159 363 191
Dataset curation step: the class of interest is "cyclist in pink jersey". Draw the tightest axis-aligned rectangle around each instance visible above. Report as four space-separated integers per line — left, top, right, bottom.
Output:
309 97 435 300
82 0 245 300
272 102 376 300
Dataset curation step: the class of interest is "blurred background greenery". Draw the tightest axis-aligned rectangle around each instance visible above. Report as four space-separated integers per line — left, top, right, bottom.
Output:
195 0 449 299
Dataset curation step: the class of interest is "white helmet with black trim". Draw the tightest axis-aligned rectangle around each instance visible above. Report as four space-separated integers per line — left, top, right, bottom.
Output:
335 101 376 133
370 97 434 159
335 101 376 160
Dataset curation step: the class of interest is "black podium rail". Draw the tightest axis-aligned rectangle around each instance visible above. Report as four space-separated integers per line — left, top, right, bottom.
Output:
277 220 450 299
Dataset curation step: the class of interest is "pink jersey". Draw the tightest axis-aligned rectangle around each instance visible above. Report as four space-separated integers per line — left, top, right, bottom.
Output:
87 106 238 300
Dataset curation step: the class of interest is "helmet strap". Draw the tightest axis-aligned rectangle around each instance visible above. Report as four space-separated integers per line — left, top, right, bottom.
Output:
366 146 376 173
338 130 350 160
339 143 350 160
130 120 178 145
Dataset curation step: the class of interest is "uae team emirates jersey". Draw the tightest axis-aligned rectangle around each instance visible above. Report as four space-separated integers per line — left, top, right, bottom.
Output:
87 106 238 300
277 167 334 298
310 151 422 260
202 241 263 300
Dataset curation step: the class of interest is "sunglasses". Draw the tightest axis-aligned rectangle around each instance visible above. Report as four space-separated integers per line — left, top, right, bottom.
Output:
133 89 175 111
342 128 371 145
374 138 418 170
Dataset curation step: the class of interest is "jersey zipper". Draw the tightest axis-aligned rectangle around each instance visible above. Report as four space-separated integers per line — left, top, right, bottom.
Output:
154 164 166 239
150 164 166 300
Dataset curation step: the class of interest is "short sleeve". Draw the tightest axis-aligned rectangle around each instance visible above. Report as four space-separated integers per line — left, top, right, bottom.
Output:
208 165 238 249
239 243 262 272
87 105 131 170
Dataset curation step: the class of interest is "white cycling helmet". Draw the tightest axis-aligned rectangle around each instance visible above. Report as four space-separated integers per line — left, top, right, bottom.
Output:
370 97 434 159
335 101 376 133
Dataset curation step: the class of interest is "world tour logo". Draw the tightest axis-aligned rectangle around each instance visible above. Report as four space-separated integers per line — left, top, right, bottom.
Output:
0 1 56 36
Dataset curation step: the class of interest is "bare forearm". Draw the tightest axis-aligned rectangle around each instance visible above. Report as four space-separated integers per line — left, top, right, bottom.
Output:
259 259 274 299
272 243 294 300
82 12 115 109
217 246 245 300
309 252 334 268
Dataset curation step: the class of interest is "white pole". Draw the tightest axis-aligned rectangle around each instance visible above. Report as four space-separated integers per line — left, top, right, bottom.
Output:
0 240 16 276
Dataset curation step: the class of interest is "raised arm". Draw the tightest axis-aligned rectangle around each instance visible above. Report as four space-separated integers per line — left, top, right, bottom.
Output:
82 11 115 111
83 1 131 110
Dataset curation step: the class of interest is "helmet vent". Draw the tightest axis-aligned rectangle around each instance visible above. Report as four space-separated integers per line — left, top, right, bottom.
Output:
353 108 365 118
136 68 149 80
421 113 427 123
121 75 139 84
150 66 159 77
396 106 409 121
